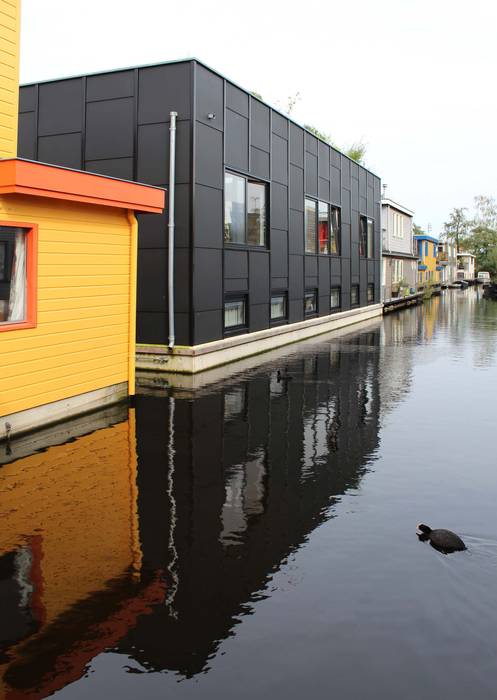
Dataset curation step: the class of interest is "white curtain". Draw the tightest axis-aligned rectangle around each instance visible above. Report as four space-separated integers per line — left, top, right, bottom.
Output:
8 231 26 322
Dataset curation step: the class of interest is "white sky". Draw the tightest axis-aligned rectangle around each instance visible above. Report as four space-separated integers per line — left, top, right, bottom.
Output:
20 0 497 235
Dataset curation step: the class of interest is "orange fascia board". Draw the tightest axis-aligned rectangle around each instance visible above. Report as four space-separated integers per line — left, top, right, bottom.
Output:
0 159 165 213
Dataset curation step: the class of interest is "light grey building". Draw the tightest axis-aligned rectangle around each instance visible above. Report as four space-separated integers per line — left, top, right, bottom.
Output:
381 198 418 302
438 240 457 286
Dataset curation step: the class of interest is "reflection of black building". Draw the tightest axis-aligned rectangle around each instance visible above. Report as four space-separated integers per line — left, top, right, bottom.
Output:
19 60 381 348
122 328 381 677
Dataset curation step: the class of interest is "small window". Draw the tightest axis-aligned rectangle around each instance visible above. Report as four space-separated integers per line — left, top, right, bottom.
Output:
330 206 340 255
304 290 317 316
318 201 329 254
224 297 246 330
330 287 341 311
224 172 267 246
351 285 359 306
305 199 317 253
359 216 367 257
367 218 374 259
367 284 374 302
0 227 36 330
425 241 428 257
271 293 287 321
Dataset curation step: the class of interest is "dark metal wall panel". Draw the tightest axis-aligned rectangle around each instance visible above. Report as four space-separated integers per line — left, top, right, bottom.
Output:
193 248 223 312
85 158 134 180
340 223 351 258
271 183 288 231
318 177 330 201
305 152 318 197
138 63 191 124
38 133 82 169
271 133 288 185
271 277 287 290
249 303 269 332
226 83 248 117
270 229 288 279
19 85 36 112
225 109 249 172
289 209 304 255
86 71 134 102
195 122 223 189
289 123 304 167
318 257 330 295
194 310 223 344
137 121 190 185
137 247 167 313
271 111 288 139
318 141 330 179
289 165 304 211
250 146 270 180
225 278 248 293
194 185 223 249
289 255 304 300
225 249 248 278
331 166 341 203
195 65 224 132
85 97 134 161
305 132 318 155
136 312 168 345
249 251 270 305
38 79 83 136
18 111 36 159
250 99 270 152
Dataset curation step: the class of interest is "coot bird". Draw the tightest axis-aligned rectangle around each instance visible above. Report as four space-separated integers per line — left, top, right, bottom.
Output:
417 523 466 554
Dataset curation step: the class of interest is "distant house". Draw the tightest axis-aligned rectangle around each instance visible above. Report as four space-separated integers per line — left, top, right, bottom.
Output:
381 198 418 301
437 240 458 285
457 252 476 281
414 234 440 289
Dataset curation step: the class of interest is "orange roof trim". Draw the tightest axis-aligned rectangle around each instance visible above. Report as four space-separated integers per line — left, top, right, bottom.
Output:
0 159 165 213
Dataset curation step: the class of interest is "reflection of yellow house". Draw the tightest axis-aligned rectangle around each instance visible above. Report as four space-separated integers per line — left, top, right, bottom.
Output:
414 234 440 287
0 410 166 700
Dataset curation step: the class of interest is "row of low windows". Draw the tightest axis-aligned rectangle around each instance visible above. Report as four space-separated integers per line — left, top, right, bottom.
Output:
224 284 375 331
418 241 437 258
224 171 375 257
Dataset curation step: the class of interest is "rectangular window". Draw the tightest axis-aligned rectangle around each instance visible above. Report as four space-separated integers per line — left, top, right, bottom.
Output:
224 297 246 330
330 287 341 310
305 198 317 253
367 284 374 302
224 172 267 246
330 206 340 255
270 293 287 321
425 241 428 257
359 216 367 257
351 285 359 306
318 201 329 254
367 218 374 259
0 226 36 330
304 290 317 316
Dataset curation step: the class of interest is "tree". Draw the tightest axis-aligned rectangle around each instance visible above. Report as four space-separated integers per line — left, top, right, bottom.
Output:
441 207 470 253
461 225 497 277
304 124 334 145
472 195 497 230
344 141 367 164
413 223 424 236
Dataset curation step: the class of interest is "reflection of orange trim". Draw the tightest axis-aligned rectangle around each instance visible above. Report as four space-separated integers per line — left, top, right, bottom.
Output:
5 573 166 700
0 159 165 214
0 221 38 333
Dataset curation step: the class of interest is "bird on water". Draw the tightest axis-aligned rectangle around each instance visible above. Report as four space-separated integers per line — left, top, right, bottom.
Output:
416 523 466 554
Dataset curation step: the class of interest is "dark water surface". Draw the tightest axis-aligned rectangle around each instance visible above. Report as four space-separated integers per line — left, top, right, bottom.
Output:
1 289 497 699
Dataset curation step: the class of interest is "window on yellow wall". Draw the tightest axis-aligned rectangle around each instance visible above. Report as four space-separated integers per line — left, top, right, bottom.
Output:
0 225 37 331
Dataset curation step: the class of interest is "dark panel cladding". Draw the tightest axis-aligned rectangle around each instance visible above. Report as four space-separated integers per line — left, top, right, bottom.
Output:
138 63 191 124
85 98 134 161
38 79 83 136
196 64 224 131
137 121 190 185
226 83 248 117
17 111 36 159
21 59 382 349
250 147 270 180
225 109 249 172
85 158 134 180
250 99 270 152
194 185 223 249
86 71 134 102
249 251 270 305
38 133 82 169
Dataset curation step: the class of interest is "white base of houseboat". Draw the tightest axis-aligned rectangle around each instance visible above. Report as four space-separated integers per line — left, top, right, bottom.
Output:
136 303 383 375
0 382 129 443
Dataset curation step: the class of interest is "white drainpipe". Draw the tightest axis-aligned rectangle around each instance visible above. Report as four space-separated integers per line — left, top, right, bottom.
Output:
168 111 178 349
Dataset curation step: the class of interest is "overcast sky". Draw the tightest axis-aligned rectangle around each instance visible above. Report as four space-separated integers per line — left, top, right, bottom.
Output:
20 0 497 235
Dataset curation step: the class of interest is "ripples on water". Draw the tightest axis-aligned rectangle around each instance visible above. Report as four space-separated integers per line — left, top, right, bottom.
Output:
0 288 496 700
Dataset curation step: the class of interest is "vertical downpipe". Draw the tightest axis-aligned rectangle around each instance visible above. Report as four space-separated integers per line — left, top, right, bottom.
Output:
168 111 178 349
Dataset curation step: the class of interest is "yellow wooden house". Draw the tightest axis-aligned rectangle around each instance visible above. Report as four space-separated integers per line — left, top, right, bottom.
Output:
0 0 165 439
414 233 441 288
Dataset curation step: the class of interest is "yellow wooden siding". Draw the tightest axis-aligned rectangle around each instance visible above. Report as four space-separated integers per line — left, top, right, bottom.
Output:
0 195 133 417
0 0 19 158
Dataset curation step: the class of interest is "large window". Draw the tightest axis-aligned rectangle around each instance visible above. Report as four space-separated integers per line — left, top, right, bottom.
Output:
330 287 341 311
318 202 329 254
0 227 35 330
304 290 317 316
393 212 404 238
224 297 247 331
393 259 404 282
305 198 317 253
271 293 287 321
224 173 266 246
360 216 374 258
330 206 340 255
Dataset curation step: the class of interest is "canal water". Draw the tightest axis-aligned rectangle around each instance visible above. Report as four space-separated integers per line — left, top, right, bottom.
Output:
1 288 497 700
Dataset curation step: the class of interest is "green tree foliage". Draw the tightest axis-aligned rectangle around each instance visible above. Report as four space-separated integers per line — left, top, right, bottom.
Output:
304 124 334 145
413 223 424 236
344 141 367 164
441 207 470 252
443 196 497 278
251 91 263 101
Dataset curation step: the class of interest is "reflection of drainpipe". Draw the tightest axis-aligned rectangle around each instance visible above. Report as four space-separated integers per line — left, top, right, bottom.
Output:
168 112 178 349
166 396 178 618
